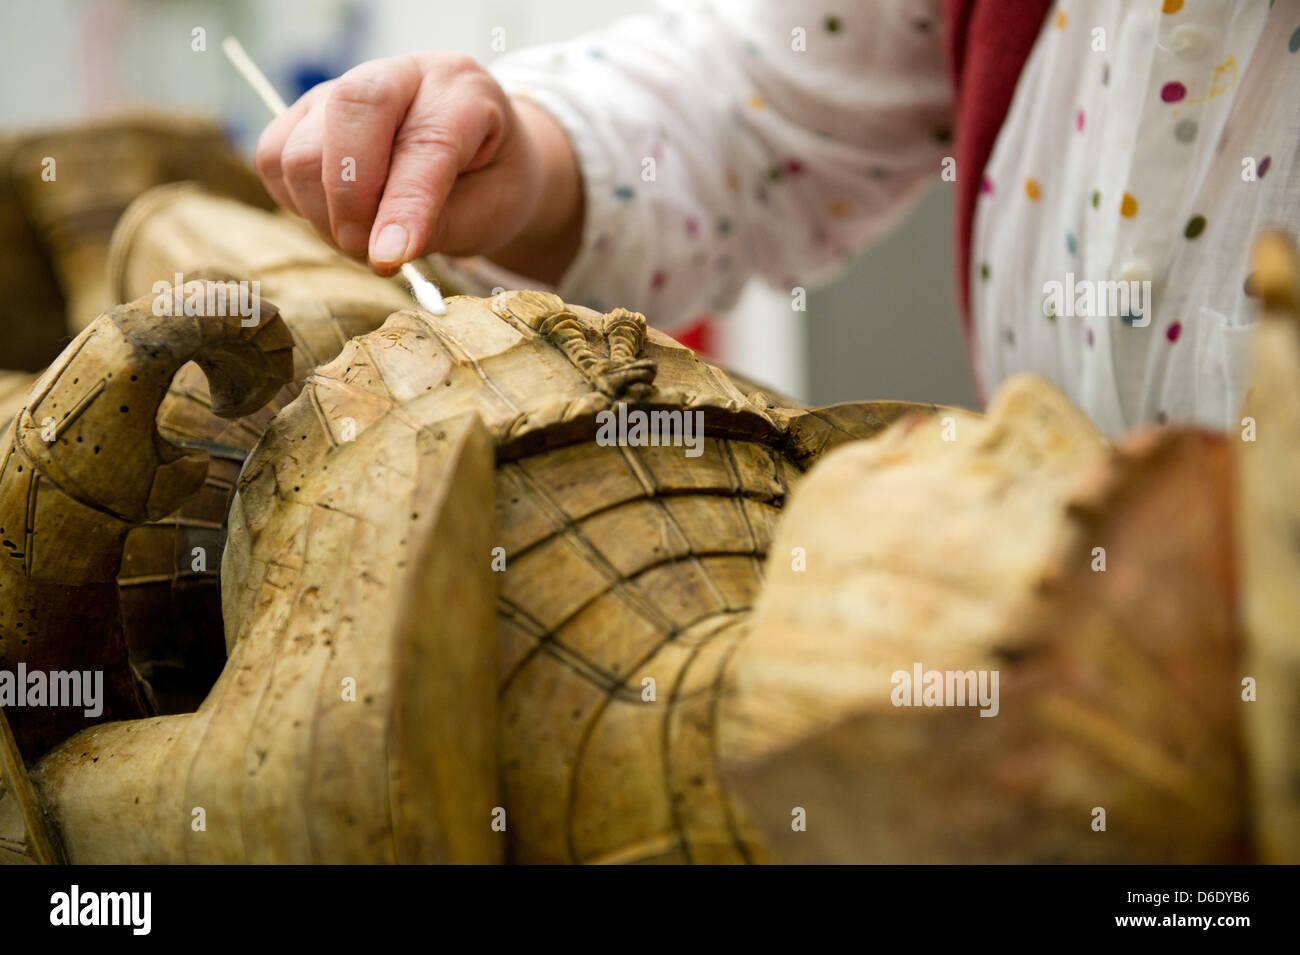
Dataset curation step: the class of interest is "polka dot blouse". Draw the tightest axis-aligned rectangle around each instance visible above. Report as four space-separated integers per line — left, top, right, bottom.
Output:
973 0 1298 434
488 0 1298 434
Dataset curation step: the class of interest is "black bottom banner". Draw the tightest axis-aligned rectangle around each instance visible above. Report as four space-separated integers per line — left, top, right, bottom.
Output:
0 863 1283 942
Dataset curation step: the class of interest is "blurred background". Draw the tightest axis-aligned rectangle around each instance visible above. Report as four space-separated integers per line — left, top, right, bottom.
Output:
0 0 977 409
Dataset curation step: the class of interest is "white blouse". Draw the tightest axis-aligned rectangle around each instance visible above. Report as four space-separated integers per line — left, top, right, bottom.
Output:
489 0 1300 434
973 0 1297 435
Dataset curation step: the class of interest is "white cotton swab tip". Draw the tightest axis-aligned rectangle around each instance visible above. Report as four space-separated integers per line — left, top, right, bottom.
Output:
401 263 449 316
221 36 448 316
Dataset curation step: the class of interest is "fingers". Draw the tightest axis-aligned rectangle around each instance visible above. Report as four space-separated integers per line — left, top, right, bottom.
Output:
321 60 419 257
254 84 323 212
368 69 506 273
252 54 517 275
280 105 331 240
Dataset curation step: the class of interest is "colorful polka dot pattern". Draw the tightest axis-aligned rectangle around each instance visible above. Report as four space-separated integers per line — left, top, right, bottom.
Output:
963 0 1298 438
533 0 980 307
501 0 1299 397
981 0 1300 348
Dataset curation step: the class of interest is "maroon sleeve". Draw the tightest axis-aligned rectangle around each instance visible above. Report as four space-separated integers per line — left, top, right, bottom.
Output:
943 0 1053 342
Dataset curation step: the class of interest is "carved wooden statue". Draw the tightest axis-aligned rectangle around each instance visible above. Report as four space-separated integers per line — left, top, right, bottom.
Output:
0 113 275 370
0 119 1295 864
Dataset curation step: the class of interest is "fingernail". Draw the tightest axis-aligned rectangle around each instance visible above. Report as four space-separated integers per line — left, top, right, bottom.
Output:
337 221 368 256
371 223 410 264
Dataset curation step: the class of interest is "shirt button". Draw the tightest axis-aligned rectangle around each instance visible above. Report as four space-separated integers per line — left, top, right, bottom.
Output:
1168 25 1209 58
1119 261 1153 284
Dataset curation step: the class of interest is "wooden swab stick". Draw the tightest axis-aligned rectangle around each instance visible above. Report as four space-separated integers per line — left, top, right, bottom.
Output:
221 36 448 316
221 36 289 116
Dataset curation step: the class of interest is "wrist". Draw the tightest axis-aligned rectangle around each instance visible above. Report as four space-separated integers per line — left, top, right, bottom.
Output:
490 96 584 285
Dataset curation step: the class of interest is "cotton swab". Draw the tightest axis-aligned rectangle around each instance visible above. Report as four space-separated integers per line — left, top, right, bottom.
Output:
221 36 448 316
